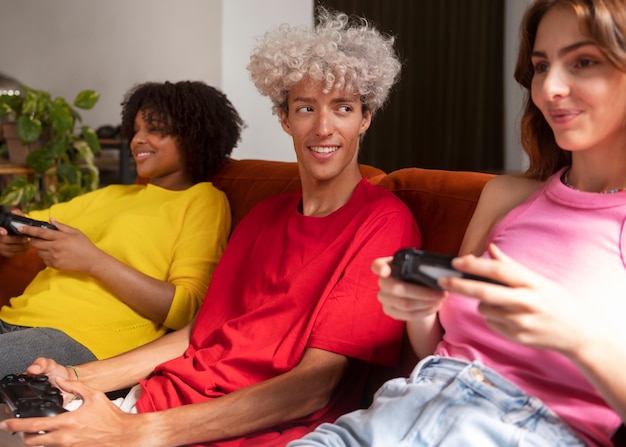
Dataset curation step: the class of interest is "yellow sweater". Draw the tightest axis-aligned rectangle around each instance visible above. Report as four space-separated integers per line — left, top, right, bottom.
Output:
0 182 230 359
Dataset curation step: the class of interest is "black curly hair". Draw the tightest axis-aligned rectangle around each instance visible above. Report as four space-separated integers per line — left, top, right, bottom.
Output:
120 81 245 183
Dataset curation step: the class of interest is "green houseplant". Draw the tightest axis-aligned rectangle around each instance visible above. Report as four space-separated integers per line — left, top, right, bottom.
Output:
0 84 101 211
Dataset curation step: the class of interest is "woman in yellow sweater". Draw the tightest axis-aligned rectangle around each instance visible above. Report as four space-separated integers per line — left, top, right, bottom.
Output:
0 81 244 375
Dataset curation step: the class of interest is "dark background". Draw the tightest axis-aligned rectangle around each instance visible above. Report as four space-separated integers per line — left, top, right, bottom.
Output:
316 0 505 173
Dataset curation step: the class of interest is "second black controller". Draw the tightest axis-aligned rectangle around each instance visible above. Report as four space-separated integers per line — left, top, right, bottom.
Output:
0 374 66 418
0 209 58 236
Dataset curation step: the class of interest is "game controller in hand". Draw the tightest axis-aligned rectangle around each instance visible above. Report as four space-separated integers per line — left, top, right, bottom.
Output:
0 374 66 418
0 209 58 237
390 248 507 291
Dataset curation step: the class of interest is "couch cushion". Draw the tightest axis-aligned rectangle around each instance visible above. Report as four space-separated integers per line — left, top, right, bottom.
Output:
212 159 386 230
378 168 494 255
0 248 44 307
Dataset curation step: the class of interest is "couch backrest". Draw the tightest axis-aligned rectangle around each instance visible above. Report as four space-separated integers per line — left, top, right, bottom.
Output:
378 167 494 255
211 158 387 230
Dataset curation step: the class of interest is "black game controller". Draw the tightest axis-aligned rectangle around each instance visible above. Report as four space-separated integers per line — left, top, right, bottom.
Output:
0 209 58 236
0 374 66 418
390 248 507 291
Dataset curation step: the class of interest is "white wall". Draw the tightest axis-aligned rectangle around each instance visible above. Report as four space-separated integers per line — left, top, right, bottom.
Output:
504 0 532 173
0 0 222 133
222 0 312 161
0 0 312 162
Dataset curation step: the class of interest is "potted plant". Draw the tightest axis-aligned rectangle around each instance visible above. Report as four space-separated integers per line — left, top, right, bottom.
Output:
0 84 101 211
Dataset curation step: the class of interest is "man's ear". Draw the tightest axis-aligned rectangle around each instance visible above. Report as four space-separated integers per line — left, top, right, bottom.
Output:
360 110 373 135
279 109 292 136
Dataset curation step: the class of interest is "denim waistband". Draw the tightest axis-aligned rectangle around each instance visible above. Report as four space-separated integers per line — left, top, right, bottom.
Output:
410 355 546 424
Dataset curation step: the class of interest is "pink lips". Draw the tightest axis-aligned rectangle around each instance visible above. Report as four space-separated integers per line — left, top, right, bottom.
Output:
549 109 581 125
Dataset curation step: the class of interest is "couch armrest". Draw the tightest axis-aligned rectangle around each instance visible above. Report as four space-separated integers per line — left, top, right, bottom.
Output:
0 248 45 307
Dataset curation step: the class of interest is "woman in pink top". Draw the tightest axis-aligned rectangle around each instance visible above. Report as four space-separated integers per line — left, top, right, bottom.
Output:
290 0 626 446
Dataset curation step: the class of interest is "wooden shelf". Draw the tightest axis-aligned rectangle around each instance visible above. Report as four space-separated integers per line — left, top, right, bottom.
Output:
0 163 33 176
0 162 57 194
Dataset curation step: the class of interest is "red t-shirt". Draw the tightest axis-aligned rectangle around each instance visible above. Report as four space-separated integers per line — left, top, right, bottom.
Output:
136 179 422 446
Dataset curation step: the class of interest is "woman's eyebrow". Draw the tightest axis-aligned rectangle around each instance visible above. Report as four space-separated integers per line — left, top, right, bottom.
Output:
531 40 596 59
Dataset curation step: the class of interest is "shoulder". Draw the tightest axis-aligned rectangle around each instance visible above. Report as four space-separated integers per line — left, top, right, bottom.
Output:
147 182 229 208
185 182 224 196
348 182 417 233
349 182 420 242
359 180 412 212
481 174 543 207
170 184 231 227
459 174 544 255
188 182 229 203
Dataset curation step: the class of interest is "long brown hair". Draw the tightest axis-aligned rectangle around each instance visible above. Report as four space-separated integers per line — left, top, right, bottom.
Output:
514 0 626 180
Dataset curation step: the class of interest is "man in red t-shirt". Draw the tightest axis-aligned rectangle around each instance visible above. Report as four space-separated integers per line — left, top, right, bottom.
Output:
1 8 421 447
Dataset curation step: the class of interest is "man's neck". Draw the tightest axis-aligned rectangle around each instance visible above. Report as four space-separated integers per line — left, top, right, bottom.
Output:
299 172 362 217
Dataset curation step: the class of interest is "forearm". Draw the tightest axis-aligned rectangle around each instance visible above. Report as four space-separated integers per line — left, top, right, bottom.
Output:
142 348 349 446
87 249 175 324
407 314 443 360
74 323 192 392
569 339 626 422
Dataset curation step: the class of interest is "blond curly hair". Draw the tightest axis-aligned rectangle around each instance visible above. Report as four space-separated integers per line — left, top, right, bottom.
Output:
247 8 401 115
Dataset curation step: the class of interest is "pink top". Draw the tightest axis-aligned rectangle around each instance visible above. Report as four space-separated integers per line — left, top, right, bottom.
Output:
436 167 626 446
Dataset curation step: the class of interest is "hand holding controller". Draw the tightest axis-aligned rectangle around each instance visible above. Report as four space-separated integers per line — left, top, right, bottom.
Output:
0 374 66 418
390 248 507 291
0 209 58 237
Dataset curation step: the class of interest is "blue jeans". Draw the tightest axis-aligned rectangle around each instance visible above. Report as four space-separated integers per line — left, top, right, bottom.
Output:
289 356 586 447
0 320 96 377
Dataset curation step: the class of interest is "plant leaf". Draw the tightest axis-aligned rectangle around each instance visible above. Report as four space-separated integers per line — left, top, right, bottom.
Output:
56 163 81 185
47 136 71 158
0 95 20 118
80 126 101 154
0 177 37 208
16 115 42 143
49 99 74 134
26 148 55 173
74 90 99 110
0 103 12 117
74 140 100 191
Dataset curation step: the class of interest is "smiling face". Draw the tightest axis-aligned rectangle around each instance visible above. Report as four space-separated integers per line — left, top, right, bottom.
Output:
130 110 191 190
531 5 626 156
279 81 372 187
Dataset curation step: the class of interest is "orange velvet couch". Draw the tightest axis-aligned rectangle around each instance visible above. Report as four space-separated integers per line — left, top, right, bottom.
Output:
0 158 493 381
